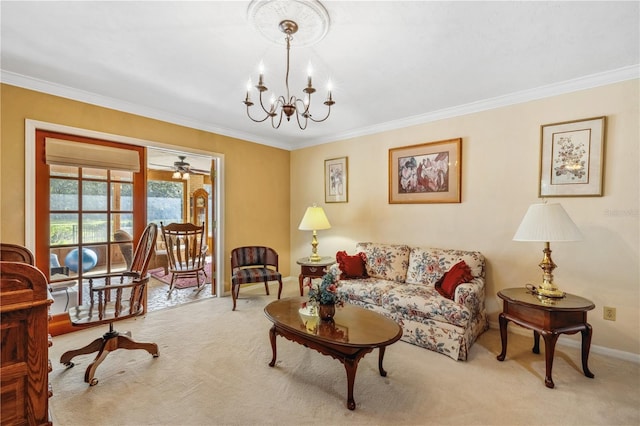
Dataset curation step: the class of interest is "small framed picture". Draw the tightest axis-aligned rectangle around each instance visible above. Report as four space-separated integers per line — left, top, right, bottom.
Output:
389 138 462 204
325 157 348 203
539 116 606 197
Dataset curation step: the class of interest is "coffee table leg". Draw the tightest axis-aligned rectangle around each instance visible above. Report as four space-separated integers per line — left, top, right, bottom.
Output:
268 325 277 367
344 358 358 410
497 313 508 361
378 346 388 377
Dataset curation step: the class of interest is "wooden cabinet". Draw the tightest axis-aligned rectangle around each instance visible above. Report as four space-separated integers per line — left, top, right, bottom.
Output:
191 188 208 243
1 262 53 425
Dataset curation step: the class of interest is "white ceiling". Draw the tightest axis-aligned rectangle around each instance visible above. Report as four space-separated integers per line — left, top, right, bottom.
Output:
2 0 639 161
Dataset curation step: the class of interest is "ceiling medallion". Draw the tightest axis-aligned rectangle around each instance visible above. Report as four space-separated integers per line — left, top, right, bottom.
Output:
243 0 334 130
247 0 330 47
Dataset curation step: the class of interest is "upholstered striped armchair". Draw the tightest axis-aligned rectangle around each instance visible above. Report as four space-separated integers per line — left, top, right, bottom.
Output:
230 246 282 310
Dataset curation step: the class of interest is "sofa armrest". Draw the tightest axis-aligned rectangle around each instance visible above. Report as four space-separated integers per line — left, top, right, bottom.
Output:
454 277 485 318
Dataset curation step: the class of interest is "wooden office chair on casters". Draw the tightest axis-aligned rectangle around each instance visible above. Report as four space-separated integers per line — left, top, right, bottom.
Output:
230 246 283 310
60 223 159 386
160 222 208 294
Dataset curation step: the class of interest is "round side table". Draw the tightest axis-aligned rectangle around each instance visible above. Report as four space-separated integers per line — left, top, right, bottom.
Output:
296 256 335 296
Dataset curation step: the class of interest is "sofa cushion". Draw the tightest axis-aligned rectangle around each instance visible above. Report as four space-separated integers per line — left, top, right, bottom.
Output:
356 242 410 283
406 247 485 286
435 260 474 299
336 250 368 279
337 278 396 306
382 284 471 328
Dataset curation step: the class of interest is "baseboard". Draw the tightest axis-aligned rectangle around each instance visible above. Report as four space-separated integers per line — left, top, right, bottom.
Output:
487 320 640 364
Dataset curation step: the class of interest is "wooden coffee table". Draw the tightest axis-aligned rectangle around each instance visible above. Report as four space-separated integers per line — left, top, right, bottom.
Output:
264 297 403 410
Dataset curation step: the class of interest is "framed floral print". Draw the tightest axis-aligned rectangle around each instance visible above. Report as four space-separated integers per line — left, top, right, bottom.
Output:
539 116 606 197
389 138 462 204
325 156 348 203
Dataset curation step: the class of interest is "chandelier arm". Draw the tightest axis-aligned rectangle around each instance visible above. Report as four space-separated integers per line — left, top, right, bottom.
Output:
293 97 311 120
294 109 309 130
245 105 272 123
257 91 274 116
308 105 332 123
295 95 312 116
270 108 285 129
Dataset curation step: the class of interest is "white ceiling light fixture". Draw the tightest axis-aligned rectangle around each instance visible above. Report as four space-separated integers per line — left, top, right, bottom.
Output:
243 0 334 130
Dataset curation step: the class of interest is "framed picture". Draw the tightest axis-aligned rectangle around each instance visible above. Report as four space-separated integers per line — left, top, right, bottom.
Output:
539 116 606 197
325 157 348 203
389 138 462 204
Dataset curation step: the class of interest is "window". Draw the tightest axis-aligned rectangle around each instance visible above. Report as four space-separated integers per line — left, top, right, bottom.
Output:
147 179 185 226
35 130 146 313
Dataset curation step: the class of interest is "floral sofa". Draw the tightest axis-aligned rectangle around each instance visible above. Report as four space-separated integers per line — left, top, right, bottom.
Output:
334 242 488 361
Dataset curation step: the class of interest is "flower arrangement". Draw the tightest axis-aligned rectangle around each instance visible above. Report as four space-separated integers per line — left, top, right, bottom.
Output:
304 268 344 308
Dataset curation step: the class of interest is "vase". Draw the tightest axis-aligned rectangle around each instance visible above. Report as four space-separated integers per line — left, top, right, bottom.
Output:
318 303 336 321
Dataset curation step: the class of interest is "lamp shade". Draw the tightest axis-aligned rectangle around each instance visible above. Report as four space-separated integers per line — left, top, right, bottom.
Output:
298 205 331 231
513 203 583 242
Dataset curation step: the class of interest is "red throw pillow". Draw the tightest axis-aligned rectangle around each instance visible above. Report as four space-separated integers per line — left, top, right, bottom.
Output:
336 250 368 279
435 260 474 300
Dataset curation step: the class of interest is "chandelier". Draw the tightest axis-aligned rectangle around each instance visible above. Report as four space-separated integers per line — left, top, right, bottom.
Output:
243 19 335 130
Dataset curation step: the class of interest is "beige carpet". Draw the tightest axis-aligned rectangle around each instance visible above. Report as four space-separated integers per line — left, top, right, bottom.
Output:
146 275 214 312
49 281 639 426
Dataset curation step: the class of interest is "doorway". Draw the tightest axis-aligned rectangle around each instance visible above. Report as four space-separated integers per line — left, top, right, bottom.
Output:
146 147 218 311
25 120 225 323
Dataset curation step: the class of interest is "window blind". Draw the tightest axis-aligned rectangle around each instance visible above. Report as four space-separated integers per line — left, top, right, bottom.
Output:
45 138 140 172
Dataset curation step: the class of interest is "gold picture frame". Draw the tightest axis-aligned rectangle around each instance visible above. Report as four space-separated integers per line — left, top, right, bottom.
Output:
325 156 348 203
389 138 462 204
539 116 606 197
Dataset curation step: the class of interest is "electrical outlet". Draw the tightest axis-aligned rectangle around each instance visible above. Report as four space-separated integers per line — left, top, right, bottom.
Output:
603 306 616 321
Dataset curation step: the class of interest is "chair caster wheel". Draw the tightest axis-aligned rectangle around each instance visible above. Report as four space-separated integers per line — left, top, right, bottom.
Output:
64 362 74 369
89 378 99 386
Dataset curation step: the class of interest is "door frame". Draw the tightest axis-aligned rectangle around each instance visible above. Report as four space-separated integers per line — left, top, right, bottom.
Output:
25 119 226 298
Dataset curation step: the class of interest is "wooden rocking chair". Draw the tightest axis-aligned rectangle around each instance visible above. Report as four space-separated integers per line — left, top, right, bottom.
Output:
60 223 159 386
160 222 208 294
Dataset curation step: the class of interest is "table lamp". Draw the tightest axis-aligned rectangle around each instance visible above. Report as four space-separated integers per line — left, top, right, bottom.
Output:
513 202 583 298
298 204 331 262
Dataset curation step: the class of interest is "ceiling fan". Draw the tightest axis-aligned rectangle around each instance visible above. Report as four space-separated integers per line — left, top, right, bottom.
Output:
150 155 210 179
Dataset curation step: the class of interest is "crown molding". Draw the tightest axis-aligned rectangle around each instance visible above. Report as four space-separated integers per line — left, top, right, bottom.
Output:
3 65 638 152
294 64 640 149
0 70 292 150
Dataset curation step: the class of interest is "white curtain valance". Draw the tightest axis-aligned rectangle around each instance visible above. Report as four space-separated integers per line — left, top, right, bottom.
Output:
45 138 140 172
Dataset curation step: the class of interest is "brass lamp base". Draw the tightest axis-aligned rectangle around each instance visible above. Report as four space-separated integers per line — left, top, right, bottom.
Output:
536 242 566 299
307 230 322 262
534 284 566 299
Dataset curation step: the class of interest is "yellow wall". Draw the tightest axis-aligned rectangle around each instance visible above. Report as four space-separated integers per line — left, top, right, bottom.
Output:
0 84 291 289
290 80 640 356
3 80 638 356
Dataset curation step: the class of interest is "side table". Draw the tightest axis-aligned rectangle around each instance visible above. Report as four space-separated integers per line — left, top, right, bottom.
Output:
296 257 335 296
496 287 595 388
